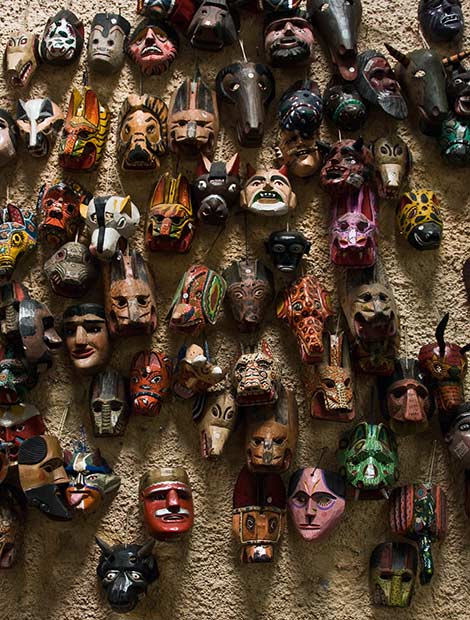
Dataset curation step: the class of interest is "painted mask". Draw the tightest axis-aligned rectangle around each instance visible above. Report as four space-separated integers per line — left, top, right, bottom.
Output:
127 17 179 77
309 331 355 422
265 230 311 272
0 348 38 406
418 313 470 414
233 341 279 407
82 195 140 262
232 466 286 563
418 0 464 42
0 487 24 568
167 264 226 336
193 154 241 225
396 190 443 250
130 350 172 416
308 0 362 80
278 80 323 137
447 62 470 118
137 0 182 18
172 343 225 399
241 166 297 216
18 434 71 520
264 11 314 67
278 131 321 178
62 303 110 375
59 87 111 172
188 0 239 51
0 280 29 340
18 299 62 367
0 403 45 466
337 422 399 500
0 109 19 168
90 369 129 437
45 242 98 298
64 448 121 512
288 467 346 541
199 390 238 459
146 173 195 253
139 467 194 541
117 94 168 172
16 98 63 158
40 9 84 66
371 136 412 199
276 275 332 364
88 13 131 73
4 34 40 88
319 138 375 196
444 405 470 468
370 542 418 607
96 538 158 613
0 204 37 282
356 50 408 119
440 114 470 165
216 61 275 148
324 76 368 132
390 484 447 584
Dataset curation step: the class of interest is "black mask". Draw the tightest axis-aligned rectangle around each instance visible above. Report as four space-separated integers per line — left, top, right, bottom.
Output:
324 77 368 132
447 64 470 118
265 230 311 272
418 0 464 43
278 79 323 138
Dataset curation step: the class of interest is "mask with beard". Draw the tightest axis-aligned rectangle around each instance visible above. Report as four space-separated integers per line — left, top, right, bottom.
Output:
0 403 46 466
241 165 297 216
264 11 314 67
127 16 179 76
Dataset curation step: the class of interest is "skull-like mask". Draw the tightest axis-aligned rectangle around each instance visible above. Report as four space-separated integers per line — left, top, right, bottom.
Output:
40 9 84 66
172 343 225 399
90 369 129 437
397 190 443 250
241 166 297 216
324 76 368 132
4 34 40 88
16 98 63 158
130 350 173 416
319 137 375 196
88 13 131 74
265 230 311 272
198 390 238 459
264 11 315 67
193 154 241 225
127 17 179 76
418 0 464 42
370 542 418 607
45 242 98 298
445 404 470 467
0 109 19 168
18 299 62 367
0 204 37 283
233 341 279 407
371 136 412 199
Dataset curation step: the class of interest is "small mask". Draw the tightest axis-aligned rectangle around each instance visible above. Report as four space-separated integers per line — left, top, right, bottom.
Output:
0 109 19 168
288 467 346 541
0 349 38 406
278 131 321 178
278 79 323 137
371 136 412 199
18 299 62 367
82 195 140 262
264 11 314 67
439 114 470 166
130 350 172 416
0 403 45 466
418 0 464 42
169 70 219 158
59 87 111 172
397 190 443 250
233 341 279 407
40 9 84 66
276 275 332 364
88 13 131 74
241 165 297 216
319 137 375 196
188 0 239 51
96 537 158 613
172 343 225 399
4 34 40 88
139 467 194 541
45 242 98 298
18 434 71 520
193 154 241 225
265 230 311 272
16 98 63 158
0 204 37 282
216 61 275 148
104 250 157 337
446 63 470 118
117 94 168 172
199 390 238 459
324 77 368 132
137 0 179 18
444 405 470 467
232 466 286 563
0 487 24 568
167 264 226 336
64 448 121 512
127 17 179 76
63 303 111 375
0 280 28 340
370 542 418 607
337 422 399 500
90 369 129 437
146 173 195 253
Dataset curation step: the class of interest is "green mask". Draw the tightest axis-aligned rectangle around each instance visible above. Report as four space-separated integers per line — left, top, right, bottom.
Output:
370 542 418 607
439 115 470 166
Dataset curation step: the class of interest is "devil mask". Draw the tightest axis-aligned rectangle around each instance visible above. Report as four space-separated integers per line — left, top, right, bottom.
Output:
199 390 238 459
172 343 224 400
63 304 110 375
0 403 45 466
4 34 40 88
324 76 368 132
445 404 470 468
278 79 323 137
130 350 172 416
265 230 311 272
193 154 241 225
319 138 375 195
0 488 24 568
18 299 62 367
370 542 418 607
90 369 129 437
0 109 19 168
397 190 443 251
371 136 412 200
16 98 63 158
40 10 84 66
233 341 279 407
188 0 239 51
241 166 297 216
264 11 314 67
419 0 464 42
45 242 98 298
0 204 37 283
88 13 131 73
96 538 158 613
139 467 194 541
127 17 179 76
447 63 470 118
288 467 346 542
0 349 38 406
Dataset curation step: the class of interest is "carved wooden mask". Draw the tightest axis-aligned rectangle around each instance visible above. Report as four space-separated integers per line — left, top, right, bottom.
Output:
90 369 129 437
199 390 238 459
233 341 279 407
130 350 172 416
4 33 40 88
172 342 225 399
88 13 131 73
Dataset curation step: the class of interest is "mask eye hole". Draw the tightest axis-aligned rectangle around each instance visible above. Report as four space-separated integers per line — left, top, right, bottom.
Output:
380 571 393 581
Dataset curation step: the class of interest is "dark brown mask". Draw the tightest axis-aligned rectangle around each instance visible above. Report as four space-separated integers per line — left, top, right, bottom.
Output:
18 299 62 368
192 153 241 225
187 0 239 51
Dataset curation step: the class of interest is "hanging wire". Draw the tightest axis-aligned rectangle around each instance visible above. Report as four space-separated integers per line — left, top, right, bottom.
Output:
312 447 328 477
239 39 248 63
427 440 438 486
57 401 72 440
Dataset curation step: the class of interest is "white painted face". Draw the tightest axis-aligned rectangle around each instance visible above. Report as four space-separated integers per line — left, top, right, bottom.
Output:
16 98 63 157
43 17 77 61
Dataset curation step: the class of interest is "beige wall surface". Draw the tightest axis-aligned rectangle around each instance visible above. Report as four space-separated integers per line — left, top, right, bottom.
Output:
1 1 470 619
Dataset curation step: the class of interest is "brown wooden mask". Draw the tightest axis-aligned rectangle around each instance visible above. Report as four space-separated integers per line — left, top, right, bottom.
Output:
264 11 314 67
18 299 62 368
188 0 239 51
199 390 238 459
88 13 131 74
127 17 179 76
45 242 98 298
0 109 19 168
233 341 279 407
63 303 111 376
90 369 129 437
4 33 40 88
130 350 173 416
172 342 225 399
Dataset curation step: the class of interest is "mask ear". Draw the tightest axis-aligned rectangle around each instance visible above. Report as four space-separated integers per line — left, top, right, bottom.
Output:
246 163 256 179
119 196 133 217
80 203 89 219
226 152 240 175
276 291 290 320
287 189 298 211
260 339 273 358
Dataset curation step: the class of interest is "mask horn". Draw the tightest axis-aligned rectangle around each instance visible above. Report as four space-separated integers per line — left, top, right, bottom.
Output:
316 140 331 159
442 50 470 67
385 44 410 68
137 539 155 558
460 344 470 355
435 312 449 358
352 137 364 152
95 536 113 556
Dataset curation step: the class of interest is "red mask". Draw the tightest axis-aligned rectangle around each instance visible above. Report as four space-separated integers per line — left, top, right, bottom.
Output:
0 405 46 466
130 350 172 417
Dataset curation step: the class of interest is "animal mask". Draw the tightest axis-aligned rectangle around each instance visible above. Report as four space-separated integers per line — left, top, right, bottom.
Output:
371 136 412 199
59 87 111 171
172 343 225 400
445 405 470 468
146 173 195 253
88 13 131 73
278 79 323 137
446 62 470 118
233 341 279 407
40 9 84 66
324 76 368 132
439 114 470 165
127 17 179 76
63 303 110 375
418 0 464 42
0 109 19 168
130 350 172 416
4 33 40 88
16 98 63 158
193 154 241 225
265 229 311 272
0 487 24 568
264 10 314 67
188 0 239 51
117 94 168 172
276 275 332 364
319 137 375 196
199 390 238 459
90 369 129 437
45 242 98 298
0 403 45 466
18 299 62 367
0 348 38 406
396 190 443 250
241 166 297 216
288 467 346 542
370 542 418 607
0 204 37 283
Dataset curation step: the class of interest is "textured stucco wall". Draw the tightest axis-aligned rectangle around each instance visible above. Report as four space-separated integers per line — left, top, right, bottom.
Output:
1 1 470 619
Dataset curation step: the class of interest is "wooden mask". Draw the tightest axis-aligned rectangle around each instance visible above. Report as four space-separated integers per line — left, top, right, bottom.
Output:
418 0 464 43
172 342 225 399
127 17 179 76
62 303 111 375
439 114 470 165
39 9 84 66
45 242 98 298
88 13 131 73
0 109 19 168
193 154 241 225
0 204 37 283
265 229 311 272
0 348 38 406
0 487 24 568
241 165 297 216
370 542 418 607
16 98 63 158
89 369 129 437
188 0 239 51
319 137 375 196
396 190 443 250
233 341 279 407
0 280 29 341
264 10 314 67
130 350 173 416
278 131 321 178
323 75 368 132
370 136 412 199
199 390 238 459
444 404 470 468
4 33 40 88
0 403 45 466
18 299 62 367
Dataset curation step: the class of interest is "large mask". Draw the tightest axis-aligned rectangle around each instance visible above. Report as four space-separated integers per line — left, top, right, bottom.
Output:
0 348 38 406
167 264 226 336
188 0 239 51
264 10 314 67
146 173 195 253
0 487 24 568
88 13 131 73
356 50 407 119
232 466 286 563
104 250 157 337
18 299 62 367
117 94 168 172
0 204 37 282
439 114 470 166
139 467 194 541
96 538 158 613
45 242 98 298
193 154 241 225
127 17 179 76
18 434 71 520
396 190 443 251
241 166 297 216
278 79 323 137
59 87 111 172
324 76 368 132
276 275 332 364
0 109 19 168
198 390 238 459
90 369 129 437
82 195 140 262
337 422 399 500
4 34 40 88
371 136 412 199
40 9 84 66
319 137 375 196
370 542 418 607
16 98 63 158
130 350 172 416
444 404 470 468
288 467 346 542
0 403 45 466
172 343 225 399
390 484 447 584
418 0 464 42
63 303 110 375
216 61 275 148
233 341 279 407
265 229 311 272
64 448 121 513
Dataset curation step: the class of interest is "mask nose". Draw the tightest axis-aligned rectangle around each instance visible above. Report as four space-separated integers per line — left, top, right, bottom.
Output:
166 488 180 512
